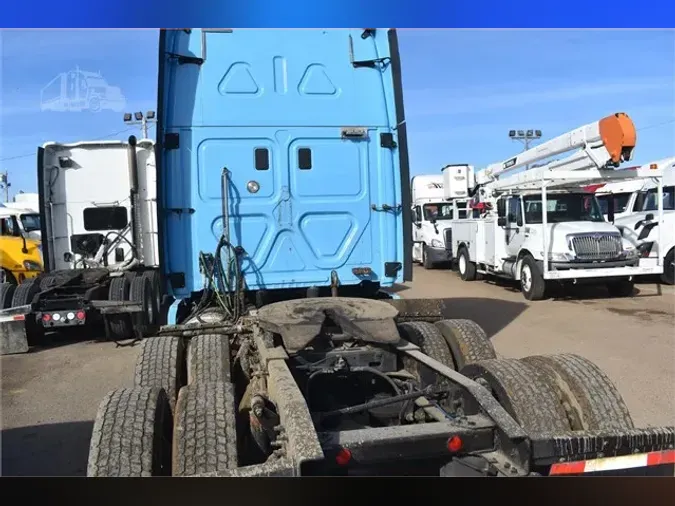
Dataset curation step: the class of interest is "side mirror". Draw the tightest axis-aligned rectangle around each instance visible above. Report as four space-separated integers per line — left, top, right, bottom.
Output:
497 217 507 227
517 216 523 227
645 213 654 221
497 199 506 218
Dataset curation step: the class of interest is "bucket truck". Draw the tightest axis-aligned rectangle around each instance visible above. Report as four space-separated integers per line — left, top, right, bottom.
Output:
450 113 664 300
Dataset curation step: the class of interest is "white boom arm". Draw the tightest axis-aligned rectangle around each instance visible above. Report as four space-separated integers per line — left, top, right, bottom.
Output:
476 113 637 188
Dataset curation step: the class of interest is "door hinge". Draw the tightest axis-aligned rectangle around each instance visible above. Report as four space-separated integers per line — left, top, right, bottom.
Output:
166 52 205 66
380 133 397 149
371 204 402 213
164 133 179 150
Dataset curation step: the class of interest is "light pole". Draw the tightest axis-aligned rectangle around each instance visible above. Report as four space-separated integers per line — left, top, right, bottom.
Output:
0 171 10 203
508 129 542 170
123 111 157 139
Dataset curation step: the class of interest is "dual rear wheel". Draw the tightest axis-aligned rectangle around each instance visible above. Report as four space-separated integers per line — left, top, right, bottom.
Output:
87 330 238 477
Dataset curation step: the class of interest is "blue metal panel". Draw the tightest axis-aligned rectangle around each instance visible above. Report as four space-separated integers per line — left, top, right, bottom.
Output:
157 29 407 298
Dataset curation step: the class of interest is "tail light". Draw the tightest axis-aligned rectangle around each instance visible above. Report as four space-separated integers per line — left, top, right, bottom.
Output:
335 447 352 466
447 435 463 453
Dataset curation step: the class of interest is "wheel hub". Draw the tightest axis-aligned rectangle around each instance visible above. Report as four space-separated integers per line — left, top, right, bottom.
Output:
459 255 466 273
521 265 532 292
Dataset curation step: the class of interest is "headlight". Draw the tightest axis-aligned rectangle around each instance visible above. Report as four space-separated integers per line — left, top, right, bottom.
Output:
548 252 575 262
623 247 639 260
23 260 42 271
430 239 443 248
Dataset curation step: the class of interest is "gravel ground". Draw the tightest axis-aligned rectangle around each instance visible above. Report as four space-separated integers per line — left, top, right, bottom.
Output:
1 266 673 476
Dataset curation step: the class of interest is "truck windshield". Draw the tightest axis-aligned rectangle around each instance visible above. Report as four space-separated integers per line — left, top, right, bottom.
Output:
596 192 632 214
20 213 41 232
423 203 454 221
642 186 675 211
523 193 604 224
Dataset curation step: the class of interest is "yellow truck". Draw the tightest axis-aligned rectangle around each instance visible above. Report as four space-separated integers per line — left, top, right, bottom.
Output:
0 208 43 288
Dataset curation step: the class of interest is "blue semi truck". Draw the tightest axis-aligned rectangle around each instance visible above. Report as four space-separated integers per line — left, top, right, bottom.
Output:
86 29 674 477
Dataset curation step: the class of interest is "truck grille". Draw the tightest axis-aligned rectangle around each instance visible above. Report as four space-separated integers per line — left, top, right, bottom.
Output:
444 228 452 249
570 233 622 261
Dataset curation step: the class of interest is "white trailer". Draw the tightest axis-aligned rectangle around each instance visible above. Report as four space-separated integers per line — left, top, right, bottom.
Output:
614 157 675 285
410 170 471 268
450 113 664 300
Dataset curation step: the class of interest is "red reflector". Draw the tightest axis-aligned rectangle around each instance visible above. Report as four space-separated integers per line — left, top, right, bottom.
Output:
647 449 675 466
76 311 86 320
335 448 352 466
549 460 586 475
447 435 463 453
42 314 51 322
549 449 675 475
13 315 26 321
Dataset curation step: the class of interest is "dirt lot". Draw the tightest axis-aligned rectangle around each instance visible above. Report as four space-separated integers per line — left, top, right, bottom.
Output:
1 266 674 476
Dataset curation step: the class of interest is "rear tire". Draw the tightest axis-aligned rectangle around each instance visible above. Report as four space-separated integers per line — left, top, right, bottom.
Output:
0 283 17 309
457 247 476 281
521 354 634 431
422 244 434 270
434 319 496 370
519 255 546 301
187 334 232 385
461 359 570 434
660 248 674 285
11 279 41 307
106 276 132 340
606 279 634 298
87 387 173 477
134 336 187 415
397 321 455 394
172 382 238 476
142 270 162 325
130 276 154 336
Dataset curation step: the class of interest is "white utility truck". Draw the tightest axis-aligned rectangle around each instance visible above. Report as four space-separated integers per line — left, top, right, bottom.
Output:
411 170 471 268
449 113 665 300
614 157 675 285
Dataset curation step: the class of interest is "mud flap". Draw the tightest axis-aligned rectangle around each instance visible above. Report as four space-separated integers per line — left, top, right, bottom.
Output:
384 298 451 323
0 305 32 355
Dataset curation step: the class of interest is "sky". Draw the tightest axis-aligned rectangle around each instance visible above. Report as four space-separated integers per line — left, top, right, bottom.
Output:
1 29 674 199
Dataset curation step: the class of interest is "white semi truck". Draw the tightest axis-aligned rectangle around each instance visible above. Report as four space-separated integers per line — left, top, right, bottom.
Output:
448 113 665 300
410 169 471 268
0 136 162 355
614 157 675 285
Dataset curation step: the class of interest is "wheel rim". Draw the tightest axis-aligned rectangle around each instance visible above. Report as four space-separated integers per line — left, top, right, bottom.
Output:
521 265 532 292
459 254 466 274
